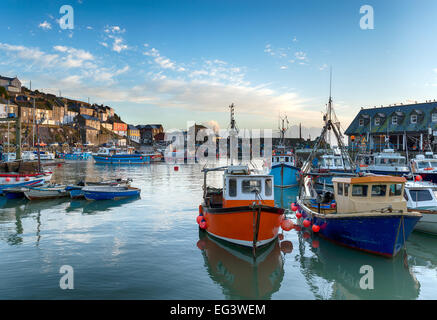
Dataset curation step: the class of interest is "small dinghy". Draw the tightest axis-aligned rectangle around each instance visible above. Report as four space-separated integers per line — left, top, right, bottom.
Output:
82 186 141 200
24 185 69 200
66 178 133 199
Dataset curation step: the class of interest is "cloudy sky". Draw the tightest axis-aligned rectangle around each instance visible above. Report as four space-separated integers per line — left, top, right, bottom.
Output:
1 0 437 137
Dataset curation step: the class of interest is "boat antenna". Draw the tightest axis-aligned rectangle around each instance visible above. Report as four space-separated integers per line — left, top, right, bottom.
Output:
229 103 238 166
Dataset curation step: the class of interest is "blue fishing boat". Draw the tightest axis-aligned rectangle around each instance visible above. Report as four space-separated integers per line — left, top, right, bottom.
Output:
92 147 151 164
269 115 300 188
82 186 141 200
296 175 421 257
66 178 132 199
58 148 92 160
0 173 50 195
356 149 410 177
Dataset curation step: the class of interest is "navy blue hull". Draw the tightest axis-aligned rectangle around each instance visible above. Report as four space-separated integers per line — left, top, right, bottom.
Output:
367 170 410 176
298 207 421 257
84 189 140 200
93 155 151 164
417 172 437 183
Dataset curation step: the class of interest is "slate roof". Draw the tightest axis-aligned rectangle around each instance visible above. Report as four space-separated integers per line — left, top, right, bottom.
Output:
344 101 437 136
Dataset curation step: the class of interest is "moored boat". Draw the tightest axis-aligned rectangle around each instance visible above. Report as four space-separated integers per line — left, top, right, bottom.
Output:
0 172 51 194
3 187 30 199
356 149 410 176
199 165 285 248
410 152 437 183
82 186 141 200
405 180 437 235
296 175 422 257
92 147 151 164
66 178 132 199
24 184 69 200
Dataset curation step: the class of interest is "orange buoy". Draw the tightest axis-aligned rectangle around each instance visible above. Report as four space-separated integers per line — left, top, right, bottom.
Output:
281 219 294 231
196 215 203 224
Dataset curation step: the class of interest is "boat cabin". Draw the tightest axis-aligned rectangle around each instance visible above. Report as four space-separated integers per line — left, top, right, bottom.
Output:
372 149 407 166
203 165 274 209
332 176 407 214
319 154 351 171
404 181 437 210
272 153 296 166
411 154 437 172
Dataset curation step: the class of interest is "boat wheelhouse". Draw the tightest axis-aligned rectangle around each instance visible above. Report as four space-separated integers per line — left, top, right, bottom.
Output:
356 149 409 176
200 165 285 248
410 152 437 183
296 175 422 257
404 180 437 235
270 150 300 188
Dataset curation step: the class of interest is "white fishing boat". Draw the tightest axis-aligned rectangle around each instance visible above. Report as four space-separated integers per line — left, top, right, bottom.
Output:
410 152 437 183
356 149 410 176
24 184 68 200
405 180 437 235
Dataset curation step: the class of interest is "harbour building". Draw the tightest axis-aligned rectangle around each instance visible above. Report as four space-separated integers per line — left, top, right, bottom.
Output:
344 101 437 152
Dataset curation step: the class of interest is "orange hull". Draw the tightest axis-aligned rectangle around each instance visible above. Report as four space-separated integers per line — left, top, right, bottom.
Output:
202 205 284 247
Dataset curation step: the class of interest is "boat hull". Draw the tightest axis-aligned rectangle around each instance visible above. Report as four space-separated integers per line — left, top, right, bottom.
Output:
297 200 421 257
24 188 68 200
0 178 46 195
93 155 151 164
68 188 85 199
201 205 284 248
366 169 410 176
416 172 437 184
270 164 300 188
413 212 437 235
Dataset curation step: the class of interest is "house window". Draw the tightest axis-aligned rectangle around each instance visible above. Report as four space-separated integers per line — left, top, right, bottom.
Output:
392 116 397 125
359 118 364 126
411 114 417 124
432 113 437 122
374 118 380 126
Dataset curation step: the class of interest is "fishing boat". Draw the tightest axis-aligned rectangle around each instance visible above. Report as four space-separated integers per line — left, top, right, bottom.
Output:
297 175 421 257
66 178 132 199
33 151 55 160
58 148 92 160
313 152 353 188
3 186 31 199
92 147 151 164
356 149 410 176
24 184 69 200
82 186 141 200
200 165 285 248
404 180 437 235
0 172 51 194
410 152 437 183
269 115 300 188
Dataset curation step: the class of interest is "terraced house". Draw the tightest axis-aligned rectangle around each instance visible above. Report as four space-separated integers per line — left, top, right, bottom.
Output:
345 101 437 152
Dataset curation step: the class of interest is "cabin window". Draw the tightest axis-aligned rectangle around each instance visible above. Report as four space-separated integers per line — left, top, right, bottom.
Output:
371 185 387 197
389 184 403 196
392 116 397 125
417 161 430 169
334 158 343 166
374 118 380 126
229 179 237 197
242 180 261 194
431 161 437 168
411 114 417 124
352 185 368 197
433 113 437 122
359 118 364 126
265 179 272 196
344 183 350 196
337 183 343 196
409 190 433 202
285 157 289 162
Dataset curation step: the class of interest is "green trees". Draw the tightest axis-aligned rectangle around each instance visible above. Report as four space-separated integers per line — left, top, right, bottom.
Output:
0 86 9 99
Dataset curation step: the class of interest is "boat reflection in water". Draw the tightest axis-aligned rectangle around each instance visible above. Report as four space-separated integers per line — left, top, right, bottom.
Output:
66 197 139 214
296 231 421 300
197 230 286 299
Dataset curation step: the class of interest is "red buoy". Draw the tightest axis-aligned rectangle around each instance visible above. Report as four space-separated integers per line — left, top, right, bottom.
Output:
281 219 294 231
199 220 207 229
415 175 423 182
291 204 298 212
312 225 320 233
15 177 20 181
196 215 203 224
303 220 311 228
330 203 337 209
174 166 179 171
278 234 284 241
5 177 10 182
296 212 302 219
280 240 293 254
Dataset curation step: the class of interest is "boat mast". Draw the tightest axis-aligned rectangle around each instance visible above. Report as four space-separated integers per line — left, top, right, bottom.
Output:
229 103 237 166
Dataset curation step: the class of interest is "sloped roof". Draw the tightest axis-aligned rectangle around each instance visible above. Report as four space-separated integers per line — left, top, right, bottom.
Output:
345 101 437 135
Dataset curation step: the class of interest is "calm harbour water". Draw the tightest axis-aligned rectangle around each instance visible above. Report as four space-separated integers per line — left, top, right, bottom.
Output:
0 160 436 300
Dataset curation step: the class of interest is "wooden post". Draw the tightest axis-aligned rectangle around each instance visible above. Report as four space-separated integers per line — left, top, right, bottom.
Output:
15 106 21 160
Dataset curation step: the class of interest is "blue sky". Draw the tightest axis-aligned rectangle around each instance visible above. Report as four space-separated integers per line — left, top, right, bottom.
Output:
1 0 437 137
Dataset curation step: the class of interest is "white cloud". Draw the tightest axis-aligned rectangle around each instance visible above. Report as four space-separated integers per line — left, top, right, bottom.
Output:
104 25 125 34
38 21 52 30
280 66 288 70
108 35 128 53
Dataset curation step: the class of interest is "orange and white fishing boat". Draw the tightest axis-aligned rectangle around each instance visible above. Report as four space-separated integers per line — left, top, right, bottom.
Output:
199 165 285 248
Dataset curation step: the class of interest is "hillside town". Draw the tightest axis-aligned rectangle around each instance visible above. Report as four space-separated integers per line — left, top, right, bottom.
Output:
0 75 164 150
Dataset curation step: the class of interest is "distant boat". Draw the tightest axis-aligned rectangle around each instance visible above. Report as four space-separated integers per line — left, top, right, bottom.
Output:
405 180 437 235
356 149 410 176
82 186 141 200
410 152 437 183
92 147 151 164
24 185 69 200
58 148 92 160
